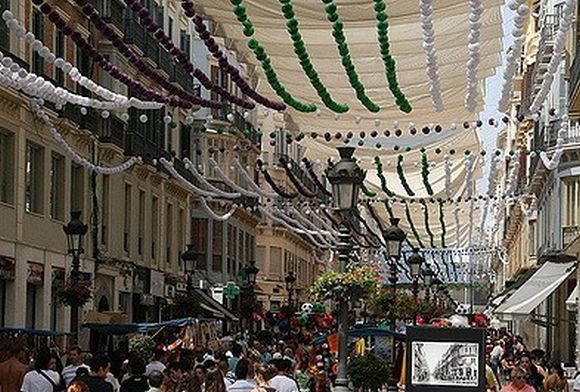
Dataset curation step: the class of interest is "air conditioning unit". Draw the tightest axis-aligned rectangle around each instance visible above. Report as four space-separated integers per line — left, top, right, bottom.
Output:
176 282 187 292
165 285 176 298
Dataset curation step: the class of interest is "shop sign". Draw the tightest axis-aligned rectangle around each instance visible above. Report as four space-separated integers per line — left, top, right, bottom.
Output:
150 270 165 297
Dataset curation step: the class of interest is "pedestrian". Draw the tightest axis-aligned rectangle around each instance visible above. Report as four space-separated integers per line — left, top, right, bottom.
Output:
227 359 256 392
0 341 28 392
67 381 90 392
146 348 169 377
519 352 544 391
491 341 505 373
544 362 568 392
501 352 516 382
120 356 149 392
206 368 227 392
228 345 243 373
21 348 63 392
62 347 90 387
194 364 208 392
76 354 114 392
502 367 536 392
269 359 298 392
216 355 235 387
146 370 163 392
162 361 183 392
250 364 277 392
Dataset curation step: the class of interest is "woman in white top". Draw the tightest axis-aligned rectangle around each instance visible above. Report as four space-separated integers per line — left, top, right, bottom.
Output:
21 349 62 392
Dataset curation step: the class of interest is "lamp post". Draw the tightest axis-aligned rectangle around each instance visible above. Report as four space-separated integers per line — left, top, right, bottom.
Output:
285 270 296 308
181 244 199 295
382 218 406 324
326 146 366 392
423 266 435 302
242 260 259 335
63 211 88 340
408 248 424 326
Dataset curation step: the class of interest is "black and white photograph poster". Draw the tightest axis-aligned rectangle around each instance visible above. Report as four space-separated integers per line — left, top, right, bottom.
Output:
411 341 479 387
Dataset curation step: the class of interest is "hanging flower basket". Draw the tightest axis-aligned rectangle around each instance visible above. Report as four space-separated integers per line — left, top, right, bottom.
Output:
56 281 92 307
129 334 155 361
311 263 379 302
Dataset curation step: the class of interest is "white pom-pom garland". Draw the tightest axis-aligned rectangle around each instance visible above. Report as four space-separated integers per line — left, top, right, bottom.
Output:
419 0 444 111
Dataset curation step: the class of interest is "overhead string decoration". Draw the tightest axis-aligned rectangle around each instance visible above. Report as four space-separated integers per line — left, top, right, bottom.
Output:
199 197 237 221
277 0 348 113
262 207 330 249
278 156 318 198
419 0 444 111
179 0 285 111
438 200 447 248
160 158 232 198
29 100 140 174
321 0 380 112
229 0 316 112
528 0 576 114
304 205 340 237
539 115 567 169
183 158 241 199
257 161 299 199
443 154 452 199
465 0 484 112
497 0 528 113
302 158 332 197
287 207 335 246
208 158 260 198
373 0 412 113
2 13 162 110
233 158 278 199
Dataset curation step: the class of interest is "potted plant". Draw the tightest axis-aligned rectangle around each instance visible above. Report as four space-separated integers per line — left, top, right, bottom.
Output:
129 334 155 361
348 353 390 392
56 281 92 307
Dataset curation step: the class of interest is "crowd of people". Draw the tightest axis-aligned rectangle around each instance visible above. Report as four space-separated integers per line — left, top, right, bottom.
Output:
0 334 337 392
485 332 576 392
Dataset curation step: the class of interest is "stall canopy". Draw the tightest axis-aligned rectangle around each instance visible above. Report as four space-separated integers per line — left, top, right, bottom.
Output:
0 327 69 336
193 288 239 321
84 317 214 335
495 261 577 321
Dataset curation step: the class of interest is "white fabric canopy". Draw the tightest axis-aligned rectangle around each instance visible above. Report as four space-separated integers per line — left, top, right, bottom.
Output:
195 0 504 129
495 261 577 321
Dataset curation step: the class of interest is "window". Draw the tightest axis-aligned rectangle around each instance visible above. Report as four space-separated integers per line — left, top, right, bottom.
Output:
25 142 44 214
270 247 282 277
256 246 266 272
180 30 191 59
50 153 65 220
168 17 173 39
0 130 14 204
138 190 145 256
151 196 159 259
238 230 244 273
177 208 184 264
71 164 84 212
192 218 207 269
227 225 236 275
32 11 44 75
54 30 65 85
76 47 90 95
245 232 251 264
212 221 223 271
124 183 132 254
0 0 9 51
166 203 173 263
101 175 109 246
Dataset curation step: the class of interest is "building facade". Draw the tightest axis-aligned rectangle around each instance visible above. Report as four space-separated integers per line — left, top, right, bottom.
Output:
492 0 580 364
0 0 272 344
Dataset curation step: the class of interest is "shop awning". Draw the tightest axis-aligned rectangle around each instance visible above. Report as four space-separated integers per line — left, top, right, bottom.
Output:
200 303 225 319
566 284 579 312
495 261 577 321
194 288 239 321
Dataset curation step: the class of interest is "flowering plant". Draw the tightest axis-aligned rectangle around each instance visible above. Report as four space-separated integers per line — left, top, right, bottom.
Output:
129 335 155 360
311 264 379 302
56 281 92 307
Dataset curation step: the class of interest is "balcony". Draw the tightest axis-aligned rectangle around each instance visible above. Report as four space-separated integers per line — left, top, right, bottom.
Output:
278 154 320 197
211 103 233 123
563 226 580 249
124 17 146 55
157 48 175 78
173 65 193 91
60 107 125 150
89 0 125 32
570 38 580 112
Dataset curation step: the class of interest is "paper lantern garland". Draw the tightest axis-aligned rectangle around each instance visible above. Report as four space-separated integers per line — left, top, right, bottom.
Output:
419 0 444 111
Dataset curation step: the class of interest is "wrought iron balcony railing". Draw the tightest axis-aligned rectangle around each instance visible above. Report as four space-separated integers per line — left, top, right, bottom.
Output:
563 225 580 249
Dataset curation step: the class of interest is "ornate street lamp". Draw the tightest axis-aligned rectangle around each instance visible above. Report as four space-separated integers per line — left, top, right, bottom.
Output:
285 270 297 307
326 147 366 392
62 211 88 339
243 260 260 287
383 218 406 260
408 248 424 325
181 244 199 295
423 266 435 302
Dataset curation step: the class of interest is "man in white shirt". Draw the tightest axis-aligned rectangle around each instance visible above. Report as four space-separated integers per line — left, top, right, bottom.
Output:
227 359 256 392
269 359 298 392
145 348 169 377
61 346 90 386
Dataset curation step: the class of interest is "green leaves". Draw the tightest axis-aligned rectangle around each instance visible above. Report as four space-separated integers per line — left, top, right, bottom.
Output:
397 155 415 197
